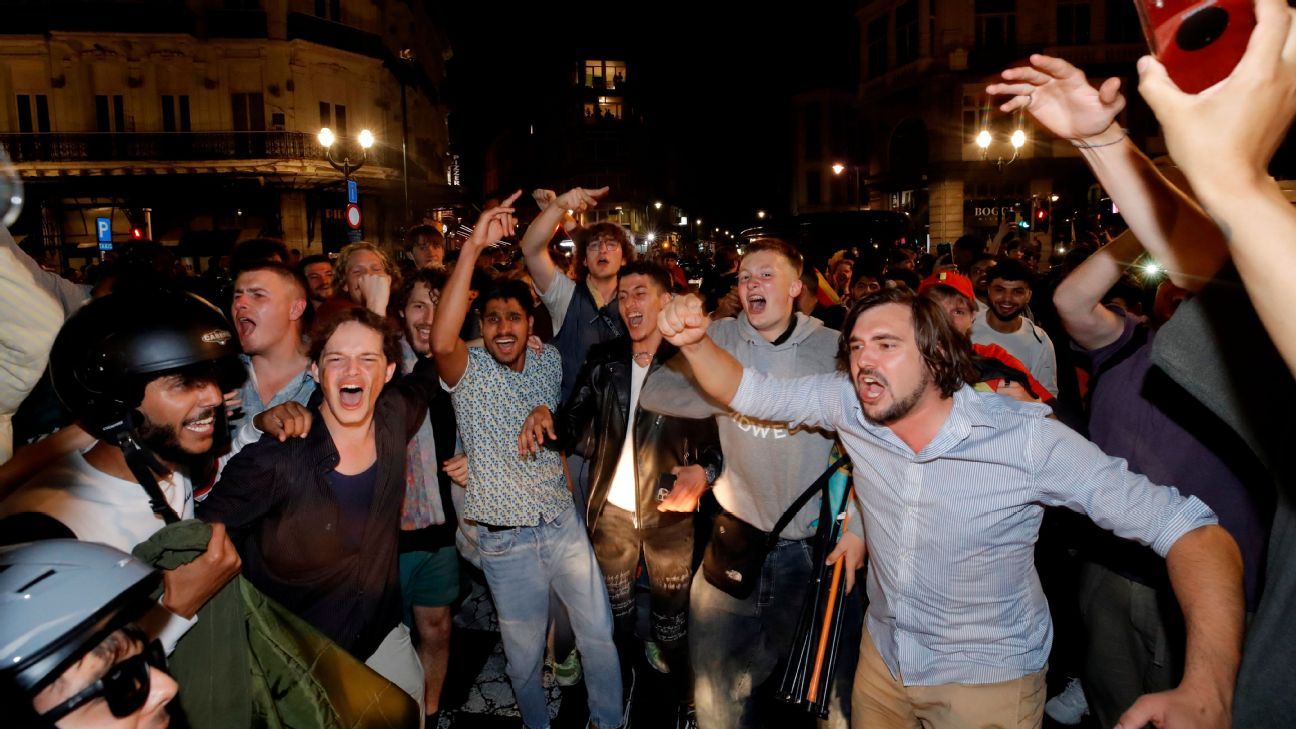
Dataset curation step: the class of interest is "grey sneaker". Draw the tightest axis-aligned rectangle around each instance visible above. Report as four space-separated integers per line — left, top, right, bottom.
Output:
1044 677 1089 725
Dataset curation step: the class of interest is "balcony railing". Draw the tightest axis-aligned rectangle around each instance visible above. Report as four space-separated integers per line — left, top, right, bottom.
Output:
0 131 391 168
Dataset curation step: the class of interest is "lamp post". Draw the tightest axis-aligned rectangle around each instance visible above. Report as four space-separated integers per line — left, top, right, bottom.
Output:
974 101 1027 172
319 128 374 243
318 127 375 180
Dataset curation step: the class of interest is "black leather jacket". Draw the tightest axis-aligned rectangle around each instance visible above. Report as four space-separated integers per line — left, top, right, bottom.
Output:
550 336 723 532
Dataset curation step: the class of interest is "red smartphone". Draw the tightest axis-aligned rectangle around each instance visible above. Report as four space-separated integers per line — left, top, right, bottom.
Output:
1135 0 1257 94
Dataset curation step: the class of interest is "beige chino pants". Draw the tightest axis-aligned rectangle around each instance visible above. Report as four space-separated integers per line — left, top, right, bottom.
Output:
851 633 1045 729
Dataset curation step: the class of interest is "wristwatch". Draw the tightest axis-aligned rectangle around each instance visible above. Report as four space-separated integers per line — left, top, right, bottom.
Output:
703 463 720 486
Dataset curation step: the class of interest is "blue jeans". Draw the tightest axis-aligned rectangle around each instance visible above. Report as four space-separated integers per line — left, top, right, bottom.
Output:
690 538 861 729
477 507 624 729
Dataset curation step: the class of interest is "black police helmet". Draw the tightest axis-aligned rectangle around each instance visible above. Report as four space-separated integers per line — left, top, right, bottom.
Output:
49 290 247 440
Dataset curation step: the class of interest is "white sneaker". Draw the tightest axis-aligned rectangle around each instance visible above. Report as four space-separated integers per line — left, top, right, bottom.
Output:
1044 677 1089 725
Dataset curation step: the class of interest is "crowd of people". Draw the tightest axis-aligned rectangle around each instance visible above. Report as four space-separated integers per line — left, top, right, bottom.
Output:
5 4 1296 727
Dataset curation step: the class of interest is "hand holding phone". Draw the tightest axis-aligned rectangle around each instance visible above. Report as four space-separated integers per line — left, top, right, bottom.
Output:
1136 0 1257 94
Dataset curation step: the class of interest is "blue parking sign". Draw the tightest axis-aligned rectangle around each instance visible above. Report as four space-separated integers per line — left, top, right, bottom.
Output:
347 180 358 204
96 217 111 243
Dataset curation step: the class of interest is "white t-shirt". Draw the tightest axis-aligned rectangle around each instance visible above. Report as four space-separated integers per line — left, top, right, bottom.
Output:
606 361 651 513
970 314 1059 396
0 450 197 650
0 450 193 547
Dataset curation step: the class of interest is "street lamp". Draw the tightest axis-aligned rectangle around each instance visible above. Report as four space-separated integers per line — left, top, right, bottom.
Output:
318 127 374 179
831 162 863 210
756 210 766 220
974 98 1028 168
653 201 663 210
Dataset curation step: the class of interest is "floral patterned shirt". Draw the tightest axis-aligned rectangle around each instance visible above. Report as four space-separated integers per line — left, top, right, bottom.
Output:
445 345 570 526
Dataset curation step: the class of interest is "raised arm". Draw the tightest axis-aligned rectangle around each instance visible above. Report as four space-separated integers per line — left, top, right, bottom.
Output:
657 293 743 405
989 55 1228 289
432 193 520 387
519 186 608 295
1137 0 1296 377
1052 230 1141 350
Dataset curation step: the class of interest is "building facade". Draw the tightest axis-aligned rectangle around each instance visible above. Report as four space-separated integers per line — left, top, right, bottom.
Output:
0 0 459 268
794 0 1159 258
481 53 690 254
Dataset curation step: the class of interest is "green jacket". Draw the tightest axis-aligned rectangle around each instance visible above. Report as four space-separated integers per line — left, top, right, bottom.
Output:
133 520 418 729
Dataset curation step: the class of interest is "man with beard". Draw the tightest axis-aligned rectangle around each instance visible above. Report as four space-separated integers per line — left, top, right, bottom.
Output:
199 305 437 710
394 268 465 727
970 258 1058 396
432 195 624 729
227 262 315 437
0 291 245 651
298 254 336 312
638 238 863 729
518 261 722 720
657 286 1243 729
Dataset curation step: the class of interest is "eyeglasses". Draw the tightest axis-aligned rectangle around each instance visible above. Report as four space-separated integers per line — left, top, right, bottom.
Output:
588 239 621 252
41 639 168 723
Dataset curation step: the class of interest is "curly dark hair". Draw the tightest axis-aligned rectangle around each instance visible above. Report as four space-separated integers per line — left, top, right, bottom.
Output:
478 278 536 317
573 222 635 281
396 268 448 311
836 287 977 398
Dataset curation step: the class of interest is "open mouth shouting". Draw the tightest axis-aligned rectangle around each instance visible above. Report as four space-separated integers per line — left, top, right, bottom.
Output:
857 372 888 405
625 310 645 330
235 314 257 341
746 293 767 316
338 383 366 410
493 335 518 358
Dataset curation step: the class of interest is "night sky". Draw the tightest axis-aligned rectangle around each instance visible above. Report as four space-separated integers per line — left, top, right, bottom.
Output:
439 2 859 230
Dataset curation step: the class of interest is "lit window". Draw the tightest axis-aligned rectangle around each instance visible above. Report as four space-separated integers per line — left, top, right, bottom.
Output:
583 60 628 89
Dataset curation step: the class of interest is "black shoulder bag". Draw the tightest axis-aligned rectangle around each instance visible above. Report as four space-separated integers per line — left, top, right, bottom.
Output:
702 455 849 599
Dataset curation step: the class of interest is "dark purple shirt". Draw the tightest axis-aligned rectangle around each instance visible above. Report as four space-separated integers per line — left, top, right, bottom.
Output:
1083 306 1270 607
327 463 377 550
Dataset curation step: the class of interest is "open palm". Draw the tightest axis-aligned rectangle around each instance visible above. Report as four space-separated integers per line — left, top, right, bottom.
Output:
988 54 1126 141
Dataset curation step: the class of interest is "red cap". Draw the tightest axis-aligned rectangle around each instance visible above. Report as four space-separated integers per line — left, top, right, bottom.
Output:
919 270 975 302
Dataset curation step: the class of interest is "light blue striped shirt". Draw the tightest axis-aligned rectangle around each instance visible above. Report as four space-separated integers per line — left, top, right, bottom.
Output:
731 371 1217 686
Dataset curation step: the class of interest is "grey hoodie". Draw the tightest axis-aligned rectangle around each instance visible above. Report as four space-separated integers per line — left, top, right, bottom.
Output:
639 312 842 540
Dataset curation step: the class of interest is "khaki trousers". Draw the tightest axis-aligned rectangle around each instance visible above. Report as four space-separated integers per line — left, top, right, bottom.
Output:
851 634 1045 729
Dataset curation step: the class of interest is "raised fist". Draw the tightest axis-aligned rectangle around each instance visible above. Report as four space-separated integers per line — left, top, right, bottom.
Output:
658 293 710 347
